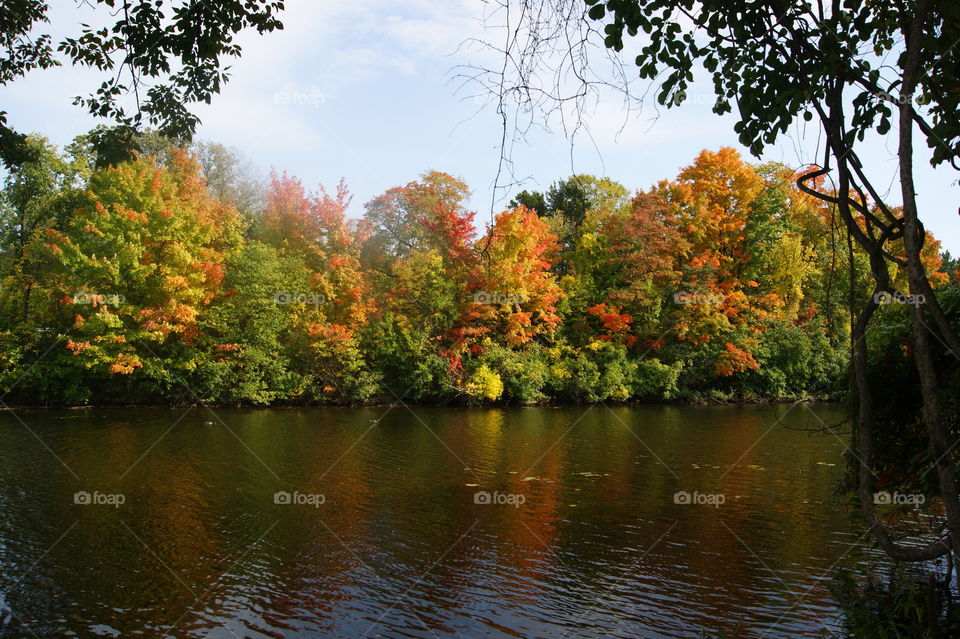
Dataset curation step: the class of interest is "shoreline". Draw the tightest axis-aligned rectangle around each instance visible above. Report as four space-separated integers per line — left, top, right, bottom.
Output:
0 395 840 411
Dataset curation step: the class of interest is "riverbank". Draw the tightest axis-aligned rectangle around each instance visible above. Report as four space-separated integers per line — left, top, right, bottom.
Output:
0 393 840 410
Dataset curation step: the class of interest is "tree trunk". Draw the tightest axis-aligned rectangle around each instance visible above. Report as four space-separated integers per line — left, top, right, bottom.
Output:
897 0 960 557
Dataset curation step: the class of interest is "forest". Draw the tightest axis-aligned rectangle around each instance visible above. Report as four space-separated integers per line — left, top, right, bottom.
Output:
1 133 954 406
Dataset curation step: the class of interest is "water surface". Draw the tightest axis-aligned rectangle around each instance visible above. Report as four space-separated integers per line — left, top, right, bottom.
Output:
0 403 876 637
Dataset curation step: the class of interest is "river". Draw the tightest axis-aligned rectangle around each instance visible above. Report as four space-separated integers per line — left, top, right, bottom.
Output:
0 403 878 638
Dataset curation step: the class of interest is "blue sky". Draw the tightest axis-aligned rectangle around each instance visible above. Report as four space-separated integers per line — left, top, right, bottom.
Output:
3 0 957 252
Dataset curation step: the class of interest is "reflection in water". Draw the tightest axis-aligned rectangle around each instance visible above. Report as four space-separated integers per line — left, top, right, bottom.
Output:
0 403 877 637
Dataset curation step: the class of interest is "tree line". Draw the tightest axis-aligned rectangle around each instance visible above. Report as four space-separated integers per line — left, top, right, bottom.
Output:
1 133 952 406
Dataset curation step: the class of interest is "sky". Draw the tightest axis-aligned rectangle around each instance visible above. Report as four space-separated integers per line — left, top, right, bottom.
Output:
3 0 958 252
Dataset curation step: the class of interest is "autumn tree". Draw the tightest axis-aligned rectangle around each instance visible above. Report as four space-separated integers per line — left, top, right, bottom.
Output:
466 204 563 350
256 172 377 402
359 171 481 399
43 150 241 399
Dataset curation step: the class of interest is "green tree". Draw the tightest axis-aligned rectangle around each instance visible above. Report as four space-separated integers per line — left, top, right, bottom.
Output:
0 136 87 327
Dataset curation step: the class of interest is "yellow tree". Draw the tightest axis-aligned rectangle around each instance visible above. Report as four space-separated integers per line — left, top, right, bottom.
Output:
658 148 767 375
45 150 241 379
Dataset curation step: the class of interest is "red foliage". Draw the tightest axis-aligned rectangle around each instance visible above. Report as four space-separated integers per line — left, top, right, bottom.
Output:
715 342 759 376
587 303 637 346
